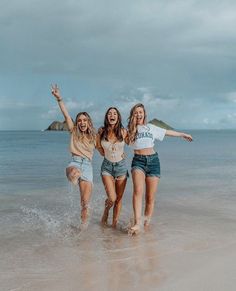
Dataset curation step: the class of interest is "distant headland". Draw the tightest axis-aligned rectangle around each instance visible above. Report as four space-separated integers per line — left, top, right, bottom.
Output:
46 120 69 131
149 118 173 130
45 118 173 131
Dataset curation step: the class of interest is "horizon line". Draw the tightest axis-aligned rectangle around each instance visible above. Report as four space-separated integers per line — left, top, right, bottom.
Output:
0 128 236 131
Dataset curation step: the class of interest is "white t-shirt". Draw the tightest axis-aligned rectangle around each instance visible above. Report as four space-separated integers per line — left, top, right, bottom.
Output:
132 123 166 150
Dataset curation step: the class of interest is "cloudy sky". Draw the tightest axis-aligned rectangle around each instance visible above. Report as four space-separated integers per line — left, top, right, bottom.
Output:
1 0 236 130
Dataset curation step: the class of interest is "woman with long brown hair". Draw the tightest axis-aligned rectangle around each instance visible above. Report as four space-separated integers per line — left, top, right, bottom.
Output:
51 84 96 228
127 103 193 234
96 107 128 228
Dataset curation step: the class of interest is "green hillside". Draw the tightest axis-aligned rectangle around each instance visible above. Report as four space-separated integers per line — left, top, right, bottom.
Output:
149 118 173 130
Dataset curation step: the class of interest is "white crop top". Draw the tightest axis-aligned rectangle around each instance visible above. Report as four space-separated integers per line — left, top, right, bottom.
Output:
132 123 166 150
101 140 125 162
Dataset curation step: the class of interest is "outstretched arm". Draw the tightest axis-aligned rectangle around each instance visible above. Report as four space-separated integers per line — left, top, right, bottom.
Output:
165 130 193 142
51 84 74 131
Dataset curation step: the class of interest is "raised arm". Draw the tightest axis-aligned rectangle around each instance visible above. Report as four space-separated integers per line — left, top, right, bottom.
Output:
51 84 74 131
165 130 193 142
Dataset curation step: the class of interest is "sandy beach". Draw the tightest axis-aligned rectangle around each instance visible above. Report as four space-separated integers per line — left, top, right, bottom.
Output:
1 185 236 291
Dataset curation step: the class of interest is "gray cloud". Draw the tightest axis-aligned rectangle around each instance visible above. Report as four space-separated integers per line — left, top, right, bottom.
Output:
1 0 236 129
2 1 236 75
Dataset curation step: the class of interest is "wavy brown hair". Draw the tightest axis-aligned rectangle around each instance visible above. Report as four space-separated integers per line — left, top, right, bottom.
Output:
127 103 147 144
72 112 96 144
100 107 124 142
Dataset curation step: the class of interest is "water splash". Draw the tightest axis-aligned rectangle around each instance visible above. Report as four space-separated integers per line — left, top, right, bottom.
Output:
21 206 61 234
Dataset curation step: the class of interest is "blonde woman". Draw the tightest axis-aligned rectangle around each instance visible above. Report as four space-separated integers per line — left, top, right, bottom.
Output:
96 107 128 228
127 103 193 234
51 85 96 227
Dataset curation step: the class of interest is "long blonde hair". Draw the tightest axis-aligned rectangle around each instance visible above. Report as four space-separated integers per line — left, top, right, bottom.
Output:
127 103 147 144
72 112 96 144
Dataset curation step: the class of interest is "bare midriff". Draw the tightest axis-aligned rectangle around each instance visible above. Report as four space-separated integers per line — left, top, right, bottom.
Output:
134 147 155 155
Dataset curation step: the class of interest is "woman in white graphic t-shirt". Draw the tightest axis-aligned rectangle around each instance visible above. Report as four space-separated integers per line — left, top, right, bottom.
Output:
127 103 193 235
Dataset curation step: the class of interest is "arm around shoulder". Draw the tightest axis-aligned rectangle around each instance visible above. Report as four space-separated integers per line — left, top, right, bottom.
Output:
122 128 128 141
96 128 105 156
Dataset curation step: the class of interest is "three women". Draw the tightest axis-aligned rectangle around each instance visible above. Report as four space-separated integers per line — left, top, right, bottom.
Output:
51 85 193 234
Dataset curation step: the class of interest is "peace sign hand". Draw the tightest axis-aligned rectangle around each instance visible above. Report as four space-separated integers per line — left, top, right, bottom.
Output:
51 84 61 101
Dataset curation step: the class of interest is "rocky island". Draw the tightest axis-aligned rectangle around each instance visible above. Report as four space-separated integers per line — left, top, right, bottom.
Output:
46 121 70 131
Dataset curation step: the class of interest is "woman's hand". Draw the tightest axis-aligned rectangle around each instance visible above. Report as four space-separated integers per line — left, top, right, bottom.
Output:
51 84 62 101
181 133 193 142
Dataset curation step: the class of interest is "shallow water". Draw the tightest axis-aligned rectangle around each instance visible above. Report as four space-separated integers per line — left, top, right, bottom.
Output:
0 130 236 291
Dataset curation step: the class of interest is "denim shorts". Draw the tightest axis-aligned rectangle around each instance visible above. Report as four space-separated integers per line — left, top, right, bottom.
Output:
131 152 161 178
101 158 129 179
67 155 93 183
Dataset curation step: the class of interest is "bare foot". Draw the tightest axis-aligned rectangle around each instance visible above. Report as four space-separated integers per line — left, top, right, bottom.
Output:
112 221 117 229
101 208 109 226
81 207 89 225
128 224 141 236
79 221 88 231
79 208 89 232
144 216 151 226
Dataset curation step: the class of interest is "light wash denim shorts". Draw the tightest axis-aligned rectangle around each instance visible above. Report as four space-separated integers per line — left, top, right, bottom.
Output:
67 155 93 183
131 152 161 178
101 158 129 179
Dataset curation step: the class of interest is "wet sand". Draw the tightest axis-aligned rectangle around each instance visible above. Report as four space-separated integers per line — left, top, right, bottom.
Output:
1 188 236 291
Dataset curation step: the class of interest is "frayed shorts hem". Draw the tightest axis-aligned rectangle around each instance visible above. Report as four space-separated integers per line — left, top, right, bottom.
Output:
101 170 129 179
131 166 161 178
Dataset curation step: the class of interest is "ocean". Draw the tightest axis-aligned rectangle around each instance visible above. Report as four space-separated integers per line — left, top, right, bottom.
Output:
0 130 236 291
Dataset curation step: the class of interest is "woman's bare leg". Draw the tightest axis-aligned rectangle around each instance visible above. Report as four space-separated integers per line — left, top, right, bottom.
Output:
79 180 92 224
112 176 127 228
101 175 116 226
144 177 159 226
130 169 145 233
